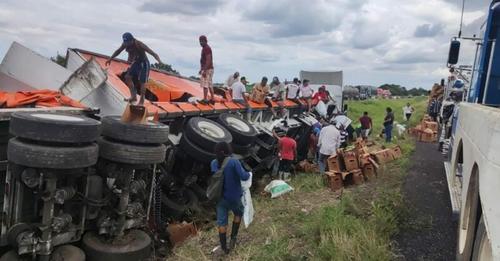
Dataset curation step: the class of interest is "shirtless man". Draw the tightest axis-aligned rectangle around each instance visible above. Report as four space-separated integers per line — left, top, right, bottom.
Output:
106 32 162 105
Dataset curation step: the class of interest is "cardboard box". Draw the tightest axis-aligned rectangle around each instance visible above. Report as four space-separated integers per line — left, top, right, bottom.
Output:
359 153 372 166
371 149 393 164
327 155 342 172
420 128 436 143
351 169 364 185
325 172 343 191
343 151 359 171
340 171 351 180
362 164 376 180
423 121 438 132
168 222 198 247
391 146 402 159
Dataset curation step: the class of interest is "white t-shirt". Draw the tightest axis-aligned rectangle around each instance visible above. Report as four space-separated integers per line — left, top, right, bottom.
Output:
333 115 352 128
300 85 314 98
224 75 239 88
318 125 341 156
403 106 413 114
231 81 246 100
286 83 299 99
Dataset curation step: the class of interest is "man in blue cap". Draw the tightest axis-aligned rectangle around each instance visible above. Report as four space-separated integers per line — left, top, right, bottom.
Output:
106 32 162 105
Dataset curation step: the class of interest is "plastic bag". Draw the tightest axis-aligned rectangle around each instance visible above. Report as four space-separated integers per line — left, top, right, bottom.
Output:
264 180 294 198
315 101 327 117
241 172 254 228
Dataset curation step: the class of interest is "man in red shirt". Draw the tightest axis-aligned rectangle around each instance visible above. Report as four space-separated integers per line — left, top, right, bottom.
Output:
199 35 214 104
312 86 329 105
359 111 372 139
273 129 297 180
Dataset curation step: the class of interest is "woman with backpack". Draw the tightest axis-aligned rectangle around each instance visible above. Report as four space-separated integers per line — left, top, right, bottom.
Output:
209 142 251 254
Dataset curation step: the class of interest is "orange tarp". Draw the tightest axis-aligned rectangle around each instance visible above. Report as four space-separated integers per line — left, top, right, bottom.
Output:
0 89 86 108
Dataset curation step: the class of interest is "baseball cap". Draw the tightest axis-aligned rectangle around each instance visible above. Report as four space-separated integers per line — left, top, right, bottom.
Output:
122 32 134 43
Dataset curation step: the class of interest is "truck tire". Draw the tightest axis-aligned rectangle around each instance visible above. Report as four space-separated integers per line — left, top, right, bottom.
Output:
232 143 251 156
217 113 257 145
179 135 215 164
0 245 84 261
50 245 85 261
101 116 169 144
98 137 166 165
8 138 98 169
82 230 151 261
184 117 232 151
9 112 101 144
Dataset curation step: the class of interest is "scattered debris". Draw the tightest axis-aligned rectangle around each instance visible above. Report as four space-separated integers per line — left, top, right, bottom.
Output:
264 180 294 198
167 222 198 248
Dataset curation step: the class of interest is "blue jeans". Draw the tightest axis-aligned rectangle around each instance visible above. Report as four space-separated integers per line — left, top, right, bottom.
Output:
385 124 393 142
318 153 329 174
216 198 244 226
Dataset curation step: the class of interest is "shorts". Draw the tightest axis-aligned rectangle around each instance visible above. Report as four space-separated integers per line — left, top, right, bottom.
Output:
361 128 370 137
216 198 244 226
200 69 214 89
279 159 293 172
127 60 150 84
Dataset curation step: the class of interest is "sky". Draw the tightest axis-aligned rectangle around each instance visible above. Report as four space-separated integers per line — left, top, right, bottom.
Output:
0 0 491 89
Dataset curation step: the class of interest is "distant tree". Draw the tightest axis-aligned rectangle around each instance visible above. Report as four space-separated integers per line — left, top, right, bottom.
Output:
151 62 179 75
50 53 67 67
189 76 200 81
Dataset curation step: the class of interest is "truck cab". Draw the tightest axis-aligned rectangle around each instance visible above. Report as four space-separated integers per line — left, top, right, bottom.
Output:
444 1 500 260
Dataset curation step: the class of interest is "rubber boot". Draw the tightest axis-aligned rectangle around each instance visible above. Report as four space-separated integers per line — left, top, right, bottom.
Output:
229 222 241 250
219 233 229 254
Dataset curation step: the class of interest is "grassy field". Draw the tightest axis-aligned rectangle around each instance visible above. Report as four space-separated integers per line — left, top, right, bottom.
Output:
172 97 428 261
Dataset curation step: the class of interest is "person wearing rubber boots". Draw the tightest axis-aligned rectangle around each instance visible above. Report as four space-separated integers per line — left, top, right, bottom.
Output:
211 142 250 254
106 32 162 105
199 35 215 104
273 129 297 181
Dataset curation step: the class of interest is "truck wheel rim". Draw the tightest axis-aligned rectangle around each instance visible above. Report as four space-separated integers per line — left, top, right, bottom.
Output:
31 113 85 122
226 117 250 132
197 121 225 138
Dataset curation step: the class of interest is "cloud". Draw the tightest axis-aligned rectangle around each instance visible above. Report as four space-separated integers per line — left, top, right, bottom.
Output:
244 0 366 37
139 0 224 16
414 23 444 37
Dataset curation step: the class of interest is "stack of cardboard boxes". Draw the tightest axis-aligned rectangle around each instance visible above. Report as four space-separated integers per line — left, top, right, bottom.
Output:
409 115 438 142
324 139 401 191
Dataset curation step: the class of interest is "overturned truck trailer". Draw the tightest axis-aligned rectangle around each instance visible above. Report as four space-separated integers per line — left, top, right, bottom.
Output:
0 42 318 259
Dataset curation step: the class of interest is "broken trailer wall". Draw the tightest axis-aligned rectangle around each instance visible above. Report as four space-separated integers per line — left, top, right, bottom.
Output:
63 49 127 116
300 70 344 109
0 42 72 91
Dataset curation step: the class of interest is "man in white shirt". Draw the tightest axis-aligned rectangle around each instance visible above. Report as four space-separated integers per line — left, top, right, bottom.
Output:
286 78 300 100
224 72 240 89
231 77 251 119
317 123 341 174
403 103 414 121
300 79 314 112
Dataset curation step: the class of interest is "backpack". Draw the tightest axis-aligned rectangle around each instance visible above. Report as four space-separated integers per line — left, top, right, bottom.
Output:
206 157 230 201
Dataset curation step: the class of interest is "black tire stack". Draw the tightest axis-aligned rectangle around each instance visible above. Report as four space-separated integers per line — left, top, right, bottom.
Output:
97 116 168 165
4 112 101 260
83 116 168 261
8 112 101 169
217 113 257 157
179 117 233 163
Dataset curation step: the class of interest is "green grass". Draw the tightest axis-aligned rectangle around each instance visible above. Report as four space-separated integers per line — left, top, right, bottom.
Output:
172 97 427 261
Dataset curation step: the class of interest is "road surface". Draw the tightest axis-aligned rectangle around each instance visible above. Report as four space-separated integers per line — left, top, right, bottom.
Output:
394 141 457 260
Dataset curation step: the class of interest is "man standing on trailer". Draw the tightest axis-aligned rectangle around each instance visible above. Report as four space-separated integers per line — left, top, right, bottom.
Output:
199 35 215 104
106 32 163 105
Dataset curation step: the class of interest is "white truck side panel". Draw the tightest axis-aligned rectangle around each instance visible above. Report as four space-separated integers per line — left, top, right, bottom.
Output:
0 42 71 90
454 103 500 259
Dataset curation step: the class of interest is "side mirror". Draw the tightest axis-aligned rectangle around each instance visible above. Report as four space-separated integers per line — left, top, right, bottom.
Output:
448 39 461 65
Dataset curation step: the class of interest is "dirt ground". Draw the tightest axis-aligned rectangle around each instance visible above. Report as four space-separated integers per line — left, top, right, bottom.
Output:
394 141 457 260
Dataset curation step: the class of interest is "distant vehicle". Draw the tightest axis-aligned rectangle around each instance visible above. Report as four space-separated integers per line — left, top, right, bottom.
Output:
443 1 500 260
